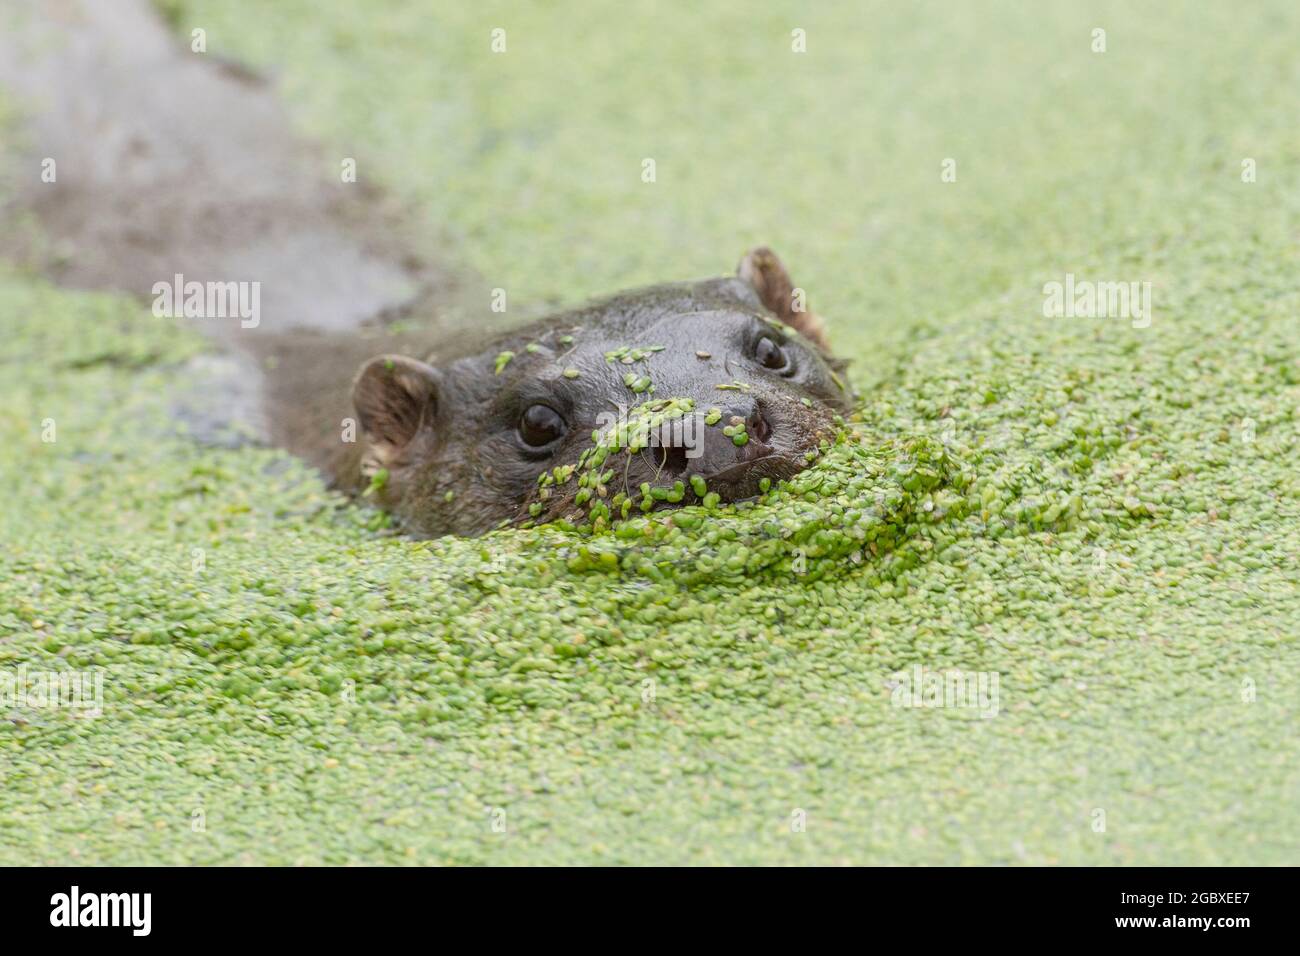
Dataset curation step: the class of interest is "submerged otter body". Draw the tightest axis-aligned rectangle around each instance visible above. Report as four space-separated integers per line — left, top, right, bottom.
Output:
343 248 852 537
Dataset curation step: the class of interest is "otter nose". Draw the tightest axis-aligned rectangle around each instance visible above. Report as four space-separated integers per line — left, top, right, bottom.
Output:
687 401 774 475
636 401 774 483
728 402 772 446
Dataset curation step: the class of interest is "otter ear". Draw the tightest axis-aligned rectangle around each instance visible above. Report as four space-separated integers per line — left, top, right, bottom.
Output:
737 246 830 351
352 355 440 466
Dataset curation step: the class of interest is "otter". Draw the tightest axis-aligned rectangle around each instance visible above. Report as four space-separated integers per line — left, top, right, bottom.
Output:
0 9 851 539
339 248 853 537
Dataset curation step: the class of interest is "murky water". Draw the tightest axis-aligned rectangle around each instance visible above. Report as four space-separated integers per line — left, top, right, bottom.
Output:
0 0 468 456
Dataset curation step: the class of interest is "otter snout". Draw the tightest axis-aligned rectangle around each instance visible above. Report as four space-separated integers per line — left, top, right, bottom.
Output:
637 399 798 500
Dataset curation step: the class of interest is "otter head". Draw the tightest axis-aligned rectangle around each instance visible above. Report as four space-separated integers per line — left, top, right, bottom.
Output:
351 247 852 537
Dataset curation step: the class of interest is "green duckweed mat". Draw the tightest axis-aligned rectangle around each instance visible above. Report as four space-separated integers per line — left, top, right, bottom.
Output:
1 0 1296 863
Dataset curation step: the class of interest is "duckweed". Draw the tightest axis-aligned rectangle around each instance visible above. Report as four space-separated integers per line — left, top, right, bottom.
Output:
6 0 1300 867
362 468 388 497
605 345 665 365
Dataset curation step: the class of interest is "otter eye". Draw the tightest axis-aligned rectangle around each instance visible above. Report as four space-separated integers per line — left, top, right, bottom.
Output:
518 404 567 448
754 336 788 371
